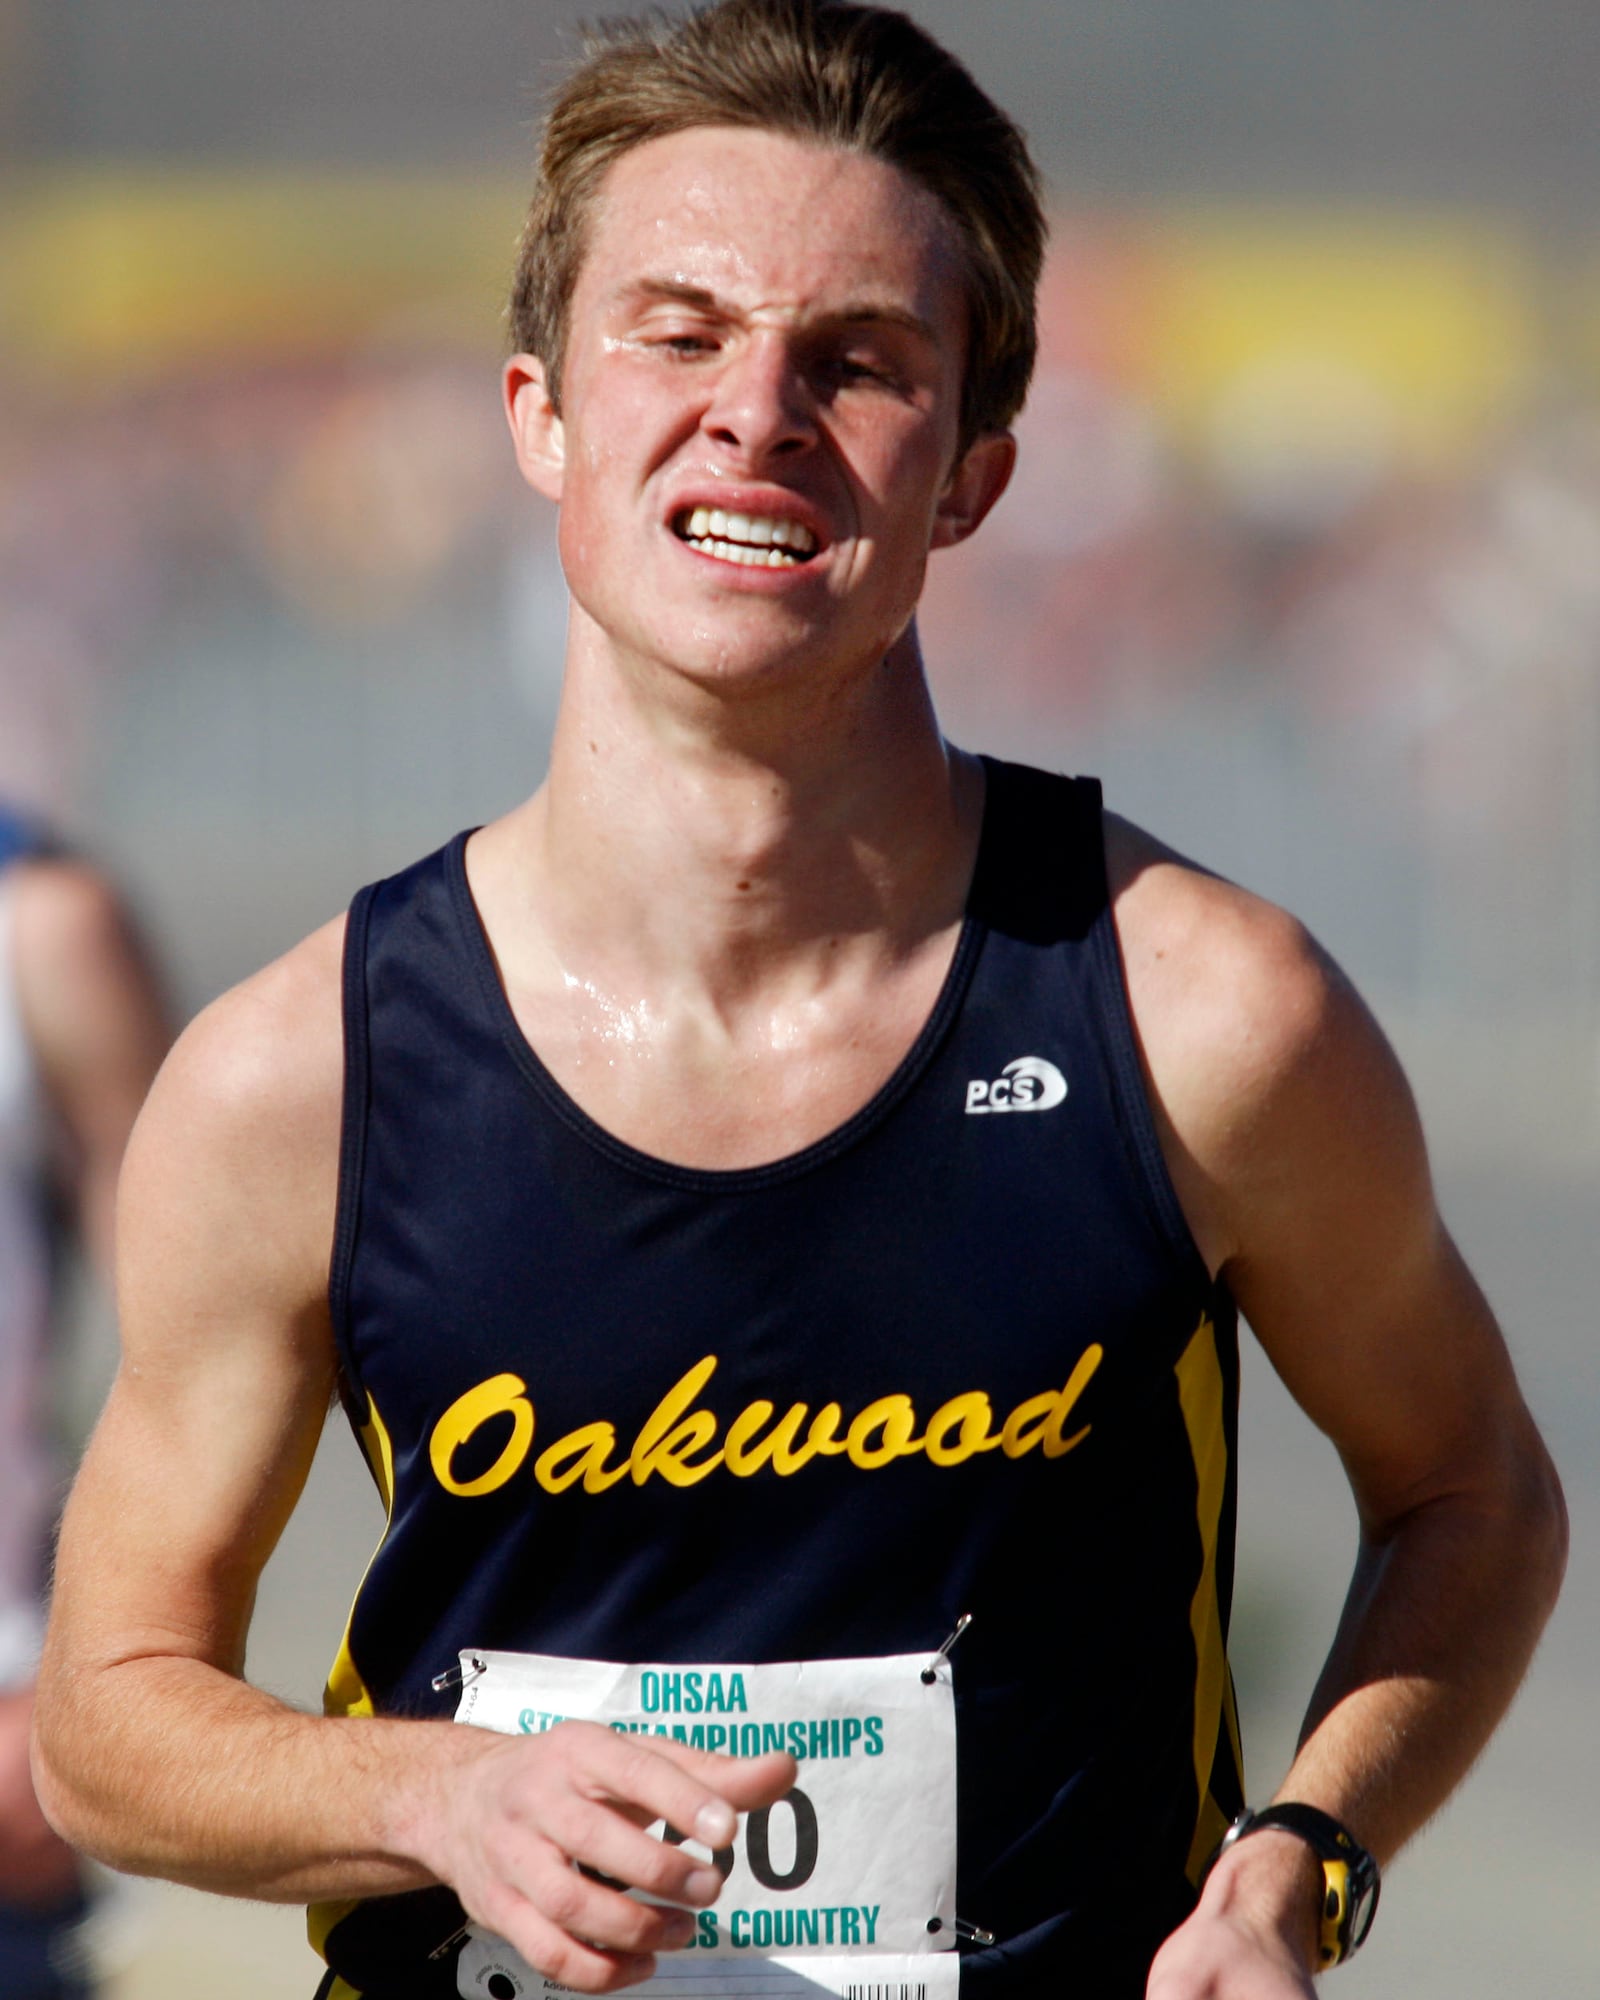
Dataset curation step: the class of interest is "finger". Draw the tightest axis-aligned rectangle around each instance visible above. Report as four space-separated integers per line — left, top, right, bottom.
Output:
607 1737 801 1829
481 1888 661 1998
559 1724 797 1849
663 1743 801 1811
515 1843 701 1955
558 1796 732 1907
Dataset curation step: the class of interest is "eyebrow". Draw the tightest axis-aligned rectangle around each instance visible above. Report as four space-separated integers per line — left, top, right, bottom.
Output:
614 278 940 345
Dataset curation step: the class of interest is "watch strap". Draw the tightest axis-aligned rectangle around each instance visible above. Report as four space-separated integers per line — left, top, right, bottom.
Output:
1214 1803 1381 1968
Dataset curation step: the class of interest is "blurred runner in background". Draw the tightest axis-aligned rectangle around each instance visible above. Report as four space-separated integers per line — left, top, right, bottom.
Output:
0 807 170 2000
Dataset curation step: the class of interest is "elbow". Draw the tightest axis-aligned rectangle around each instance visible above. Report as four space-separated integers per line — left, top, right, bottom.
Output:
28 1696 98 1864
28 1706 87 1854
1490 1413 1569 1644
1525 1434 1569 1626
29 1675 135 1873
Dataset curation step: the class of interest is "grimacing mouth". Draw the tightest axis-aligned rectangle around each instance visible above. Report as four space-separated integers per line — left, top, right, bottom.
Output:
672 506 820 567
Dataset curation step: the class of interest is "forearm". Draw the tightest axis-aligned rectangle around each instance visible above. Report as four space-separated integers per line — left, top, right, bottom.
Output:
1278 1421 1566 1863
33 1652 478 1902
37 1643 799 1994
1152 1430 1565 1998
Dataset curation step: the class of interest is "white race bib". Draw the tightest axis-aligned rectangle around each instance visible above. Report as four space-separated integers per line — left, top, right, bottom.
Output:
451 1647 960 2000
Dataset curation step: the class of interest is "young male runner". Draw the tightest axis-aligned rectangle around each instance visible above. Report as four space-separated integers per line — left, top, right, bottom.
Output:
1 807 170 1999
33 5 1565 1998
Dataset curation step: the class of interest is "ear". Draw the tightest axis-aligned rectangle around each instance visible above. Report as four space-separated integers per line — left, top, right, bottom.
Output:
504 354 565 503
930 430 1017 551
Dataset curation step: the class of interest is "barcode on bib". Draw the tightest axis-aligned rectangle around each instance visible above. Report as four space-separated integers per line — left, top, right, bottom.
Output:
844 1986 928 2000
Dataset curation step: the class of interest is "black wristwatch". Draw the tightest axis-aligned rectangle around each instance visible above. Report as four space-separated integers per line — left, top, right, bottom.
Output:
1213 1804 1381 1968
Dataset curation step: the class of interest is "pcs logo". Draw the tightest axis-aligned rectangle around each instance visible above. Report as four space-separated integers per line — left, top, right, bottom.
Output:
964 1056 1068 1116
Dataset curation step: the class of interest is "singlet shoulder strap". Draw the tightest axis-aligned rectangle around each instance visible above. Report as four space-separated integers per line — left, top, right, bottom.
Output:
329 878 379 1399
972 756 1210 1286
970 757 1106 945
328 836 475 1396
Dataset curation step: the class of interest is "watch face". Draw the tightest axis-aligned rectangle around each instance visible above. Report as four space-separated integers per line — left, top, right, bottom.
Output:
1348 1858 1381 1956
1326 1846 1381 1963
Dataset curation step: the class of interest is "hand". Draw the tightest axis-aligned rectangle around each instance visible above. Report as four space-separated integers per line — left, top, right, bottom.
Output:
1146 1834 1320 2000
0 1688 82 1908
1146 1907 1316 2000
411 1719 797 1992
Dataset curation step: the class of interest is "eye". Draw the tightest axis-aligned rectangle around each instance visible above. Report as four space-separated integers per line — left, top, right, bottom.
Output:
655 331 717 357
817 351 897 393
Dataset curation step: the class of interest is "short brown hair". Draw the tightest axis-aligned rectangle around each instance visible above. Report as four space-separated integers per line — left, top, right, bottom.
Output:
510 0 1045 449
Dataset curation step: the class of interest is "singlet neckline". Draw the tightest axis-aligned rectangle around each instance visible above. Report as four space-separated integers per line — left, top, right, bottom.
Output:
443 785 1000 1195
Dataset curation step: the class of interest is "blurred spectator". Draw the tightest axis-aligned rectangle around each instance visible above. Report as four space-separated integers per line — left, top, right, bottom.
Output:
0 808 170 2000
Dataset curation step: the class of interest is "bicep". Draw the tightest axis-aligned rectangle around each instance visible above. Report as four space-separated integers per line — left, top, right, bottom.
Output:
49 946 343 1678
1221 965 1528 1530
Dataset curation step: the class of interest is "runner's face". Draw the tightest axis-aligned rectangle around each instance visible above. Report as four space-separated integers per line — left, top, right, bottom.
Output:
509 126 1005 694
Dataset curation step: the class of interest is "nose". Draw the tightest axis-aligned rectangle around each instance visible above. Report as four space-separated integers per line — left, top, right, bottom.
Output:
701 332 815 464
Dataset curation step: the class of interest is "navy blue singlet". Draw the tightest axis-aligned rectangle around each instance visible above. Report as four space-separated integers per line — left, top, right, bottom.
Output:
314 759 1243 1999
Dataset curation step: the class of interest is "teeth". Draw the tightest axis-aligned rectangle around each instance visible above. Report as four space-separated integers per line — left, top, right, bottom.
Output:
695 539 801 568
676 508 818 562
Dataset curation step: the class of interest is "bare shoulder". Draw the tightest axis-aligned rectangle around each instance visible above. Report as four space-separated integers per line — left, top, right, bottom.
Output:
142 916 343 1140
1102 812 1568 1570
120 916 348 1335
1101 811 1421 1278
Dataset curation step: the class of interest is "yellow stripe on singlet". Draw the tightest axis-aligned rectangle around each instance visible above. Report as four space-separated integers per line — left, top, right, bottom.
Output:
307 1893 362 1964
309 1392 397 1966
1175 1313 1241 1881
321 1391 396 1720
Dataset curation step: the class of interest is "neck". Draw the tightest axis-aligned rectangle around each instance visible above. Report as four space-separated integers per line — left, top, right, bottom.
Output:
498 618 980 1012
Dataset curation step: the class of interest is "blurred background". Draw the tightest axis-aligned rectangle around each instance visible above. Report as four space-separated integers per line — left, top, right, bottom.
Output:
2 3 1595 1995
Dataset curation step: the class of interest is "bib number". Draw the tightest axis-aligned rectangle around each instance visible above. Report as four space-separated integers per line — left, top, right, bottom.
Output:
450 1647 959 1996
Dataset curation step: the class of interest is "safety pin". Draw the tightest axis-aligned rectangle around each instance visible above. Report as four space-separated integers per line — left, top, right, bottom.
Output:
925 1914 996 1947
431 1653 488 1693
920 1612 972 1683
427 1924 472 1962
